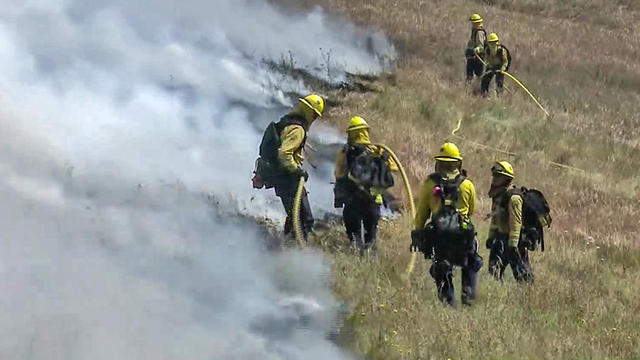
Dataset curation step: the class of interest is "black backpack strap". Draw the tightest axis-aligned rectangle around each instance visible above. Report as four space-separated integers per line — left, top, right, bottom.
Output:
345 144 368 167
429 173 465 206
502 186 523 208
428 173 442 189
507 186 525 198
499 45 511 70
276 114 308 150
471 28 486 41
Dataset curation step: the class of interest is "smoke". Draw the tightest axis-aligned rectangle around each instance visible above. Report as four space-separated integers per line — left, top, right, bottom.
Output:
0 0 393 359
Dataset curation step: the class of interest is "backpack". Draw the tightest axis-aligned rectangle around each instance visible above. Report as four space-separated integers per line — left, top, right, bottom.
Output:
506 187 552 251
483 44 512 71
346 144 394 190
426 173 476 266
252 114 306 189
500 45 512 71
334 144 394 206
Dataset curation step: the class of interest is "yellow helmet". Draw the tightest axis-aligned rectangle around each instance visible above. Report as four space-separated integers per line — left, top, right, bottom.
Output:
434 142 463 162
487 32 500 43
492 161 514 179
346 116 369 132
299 94 324 118
469 13 483 23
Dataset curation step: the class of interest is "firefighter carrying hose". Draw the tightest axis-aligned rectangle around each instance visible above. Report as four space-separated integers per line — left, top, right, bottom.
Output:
334 116 397 254
481 32 511 97
252 94 325 240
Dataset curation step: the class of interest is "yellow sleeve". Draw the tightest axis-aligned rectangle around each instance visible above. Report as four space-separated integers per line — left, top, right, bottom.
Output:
458 179 476 218
334 149 347 179
413 180 433 229
501 47 509 71
508 195 523 247
278 125 305 172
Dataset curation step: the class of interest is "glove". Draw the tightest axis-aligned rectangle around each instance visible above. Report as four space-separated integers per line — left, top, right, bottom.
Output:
485 237 494 249
294 167 309 181
411 229 433 259
410 230 423 253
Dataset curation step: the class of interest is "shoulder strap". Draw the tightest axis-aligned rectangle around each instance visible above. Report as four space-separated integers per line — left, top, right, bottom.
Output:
499 45 511 69
502 186 524 208
507 186 525 197
454 174 466 187
277 114 306 131
276 114 307 148
430 174 465 207
428 172 442 185
345 143 367 165
471 28 486 39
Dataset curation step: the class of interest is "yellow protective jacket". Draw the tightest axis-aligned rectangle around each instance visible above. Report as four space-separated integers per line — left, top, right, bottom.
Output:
467 27 487 54
485 44 509 71
277 113 311 172
413 169 476 230
489 189 523 247
334 129 398 179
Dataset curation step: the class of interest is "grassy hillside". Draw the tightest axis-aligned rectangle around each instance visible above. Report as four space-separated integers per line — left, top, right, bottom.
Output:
276 0 640 358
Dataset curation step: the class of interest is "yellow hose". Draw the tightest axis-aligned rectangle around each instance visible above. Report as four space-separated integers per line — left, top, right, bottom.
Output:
292 176 306 247
451 117 463 135
481 69 549 117
474 53 487 67
372 144 418 277
499 71 550 117
372 144 415 218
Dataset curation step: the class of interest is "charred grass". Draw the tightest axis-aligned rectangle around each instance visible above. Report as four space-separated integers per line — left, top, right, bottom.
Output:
274 0 640 358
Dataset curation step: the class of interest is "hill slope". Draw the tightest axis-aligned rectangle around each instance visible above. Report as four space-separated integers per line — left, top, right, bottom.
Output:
275 0 640 359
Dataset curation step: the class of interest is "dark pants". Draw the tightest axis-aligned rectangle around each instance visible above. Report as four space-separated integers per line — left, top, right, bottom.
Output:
488 236 534 283
466 57 484 81
343 194 380 250
274 177 314 239
429 245 482 306
481 70 504 95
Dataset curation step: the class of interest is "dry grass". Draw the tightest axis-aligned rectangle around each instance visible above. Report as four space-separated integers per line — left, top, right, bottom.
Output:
274 0 640 358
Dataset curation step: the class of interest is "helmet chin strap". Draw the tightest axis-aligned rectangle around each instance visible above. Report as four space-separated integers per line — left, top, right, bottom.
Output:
301 105 316 123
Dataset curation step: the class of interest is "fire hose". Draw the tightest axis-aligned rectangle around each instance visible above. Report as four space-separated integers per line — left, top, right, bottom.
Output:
471 54 549 116
478 67 549 117
497 70 550 117
292 176 306 247
372 144 418 277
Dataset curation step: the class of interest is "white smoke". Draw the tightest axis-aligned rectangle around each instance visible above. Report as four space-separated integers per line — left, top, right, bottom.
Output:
0 0 393 358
